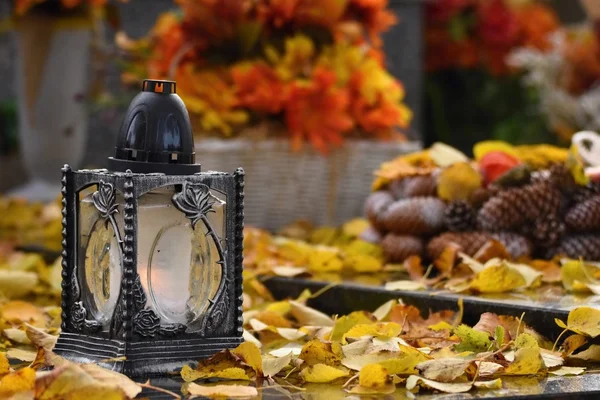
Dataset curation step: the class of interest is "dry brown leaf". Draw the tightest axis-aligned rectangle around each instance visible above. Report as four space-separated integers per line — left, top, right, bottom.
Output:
24 324 56 352
562 334 587 356
527 260 562 283
473 240 511 263
415 358 473 382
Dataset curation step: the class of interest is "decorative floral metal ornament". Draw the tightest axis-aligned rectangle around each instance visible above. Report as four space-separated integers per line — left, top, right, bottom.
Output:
54 80 244 376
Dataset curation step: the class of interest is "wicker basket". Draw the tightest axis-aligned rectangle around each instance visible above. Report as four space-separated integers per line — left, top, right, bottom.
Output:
195 139 422 231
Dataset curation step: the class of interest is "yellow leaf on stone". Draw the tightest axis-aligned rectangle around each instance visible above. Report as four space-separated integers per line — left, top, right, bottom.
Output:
549 366 585 376
416 358 472 382
454 325 492 353
0 353 9 376
186 383 258 398
504 347 544 375
275 237 312 263
299 339 343 366
470 263 527 293
343 345 430 375
504 334 544 376
300 363 349 383
0 368 35 397
1 301 46 327
474 378 502 390
330 311 374 341
181 364 250 382
232 342 263 376
406 375 472 393
342 219 370 238
264 300 292 315
343 322 402 343
565 306 600 338
308 246 344 272
0 271 38 299
359 363 390 389
344 253 383 273
429 321 453 331
437 162 482 202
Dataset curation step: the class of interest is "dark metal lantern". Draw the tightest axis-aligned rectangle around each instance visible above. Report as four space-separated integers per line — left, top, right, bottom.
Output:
54 80 244 376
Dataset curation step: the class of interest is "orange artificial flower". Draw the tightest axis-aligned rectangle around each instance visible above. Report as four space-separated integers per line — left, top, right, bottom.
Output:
562 32 600 95
232 62 288 114
515 3 559 50
285 68 353 153
175 65 248 135
348 0 397 46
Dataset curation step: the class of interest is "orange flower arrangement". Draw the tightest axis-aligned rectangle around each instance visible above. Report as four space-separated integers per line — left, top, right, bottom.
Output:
425 0 559 75
119 0 411 153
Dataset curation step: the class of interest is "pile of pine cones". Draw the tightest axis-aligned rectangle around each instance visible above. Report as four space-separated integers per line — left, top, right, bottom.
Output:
363 164 600 262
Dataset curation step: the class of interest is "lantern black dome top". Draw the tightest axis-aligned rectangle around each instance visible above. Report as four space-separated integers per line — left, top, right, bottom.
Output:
108 79 201 175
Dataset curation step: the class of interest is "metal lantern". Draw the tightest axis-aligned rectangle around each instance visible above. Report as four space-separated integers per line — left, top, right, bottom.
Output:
54 80 244 376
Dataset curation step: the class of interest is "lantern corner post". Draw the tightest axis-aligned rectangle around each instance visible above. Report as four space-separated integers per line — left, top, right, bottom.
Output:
233 168 245 337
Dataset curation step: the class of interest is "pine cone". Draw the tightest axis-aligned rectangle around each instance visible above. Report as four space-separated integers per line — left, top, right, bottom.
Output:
389 175 438 199
529 216 566 248
477 182 561 231
382 234 424 262
364 191 394 231
547 164 577 193
566 195 600 232
445 200 477 232
572 182 600 204
427 232 491 259
381 197 446 235
490 232 533 259
549 234 600 260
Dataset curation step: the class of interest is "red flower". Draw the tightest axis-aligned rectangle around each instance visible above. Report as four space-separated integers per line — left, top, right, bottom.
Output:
285 68 354 153
477 0 519 47
426 0 472 23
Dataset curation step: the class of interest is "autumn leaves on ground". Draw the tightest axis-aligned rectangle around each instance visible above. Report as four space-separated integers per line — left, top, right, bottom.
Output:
0 251 597 398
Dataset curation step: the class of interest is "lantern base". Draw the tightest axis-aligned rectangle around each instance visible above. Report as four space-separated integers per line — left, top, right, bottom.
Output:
53 332 243 376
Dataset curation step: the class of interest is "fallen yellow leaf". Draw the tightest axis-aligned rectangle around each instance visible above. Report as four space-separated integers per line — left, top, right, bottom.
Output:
343 322 402 343
186 383 258 398
299 339 343 366
232 342 263 376
564 307 600 338
299 363 349 383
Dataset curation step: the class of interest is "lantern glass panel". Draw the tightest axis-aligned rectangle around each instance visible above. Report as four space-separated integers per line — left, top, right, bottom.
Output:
136 186 226 328
78 186 124 330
